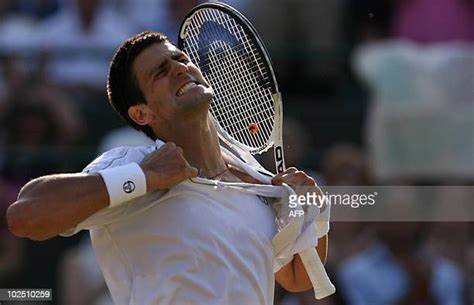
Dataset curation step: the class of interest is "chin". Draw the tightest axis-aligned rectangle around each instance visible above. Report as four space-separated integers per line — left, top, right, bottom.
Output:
179 88 213 108
176 99 211 117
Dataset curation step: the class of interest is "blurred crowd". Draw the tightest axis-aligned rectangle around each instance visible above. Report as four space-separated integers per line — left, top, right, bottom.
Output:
0 0 472 304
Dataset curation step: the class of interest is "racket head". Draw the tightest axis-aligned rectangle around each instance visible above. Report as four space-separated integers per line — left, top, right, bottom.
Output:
178 2 283 155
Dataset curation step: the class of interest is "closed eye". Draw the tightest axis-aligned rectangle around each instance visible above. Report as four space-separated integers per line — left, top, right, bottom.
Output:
150 52 190 80
178 56 189 64
171 51 190 64
153 69 167 80
149 60 169 81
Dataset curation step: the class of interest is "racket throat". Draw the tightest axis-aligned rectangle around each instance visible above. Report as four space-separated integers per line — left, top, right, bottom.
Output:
274 145 286 173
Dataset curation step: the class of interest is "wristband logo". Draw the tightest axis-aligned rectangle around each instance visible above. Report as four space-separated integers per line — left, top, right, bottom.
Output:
123 181 136 193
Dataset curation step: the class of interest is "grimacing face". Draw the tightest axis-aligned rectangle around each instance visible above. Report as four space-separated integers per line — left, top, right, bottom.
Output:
131 42 214 124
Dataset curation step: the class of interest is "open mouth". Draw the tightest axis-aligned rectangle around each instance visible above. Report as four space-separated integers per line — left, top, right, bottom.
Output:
176 81 199 97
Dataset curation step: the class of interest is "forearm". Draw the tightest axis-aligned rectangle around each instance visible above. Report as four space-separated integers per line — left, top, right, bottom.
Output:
6 173 109 240
5 143 199 241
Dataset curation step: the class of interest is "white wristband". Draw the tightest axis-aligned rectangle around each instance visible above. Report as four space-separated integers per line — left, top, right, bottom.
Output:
98 163 147 206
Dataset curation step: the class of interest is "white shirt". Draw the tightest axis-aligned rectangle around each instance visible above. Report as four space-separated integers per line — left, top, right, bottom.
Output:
63 141 278 305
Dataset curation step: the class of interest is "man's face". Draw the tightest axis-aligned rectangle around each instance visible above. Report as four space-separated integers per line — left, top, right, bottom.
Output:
132 41 213 122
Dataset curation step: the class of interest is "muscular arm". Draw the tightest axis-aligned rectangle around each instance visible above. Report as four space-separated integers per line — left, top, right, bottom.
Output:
6 143 198 241
7 174 110 241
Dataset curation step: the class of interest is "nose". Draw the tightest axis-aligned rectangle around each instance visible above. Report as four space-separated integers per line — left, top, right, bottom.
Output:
172 60 188 77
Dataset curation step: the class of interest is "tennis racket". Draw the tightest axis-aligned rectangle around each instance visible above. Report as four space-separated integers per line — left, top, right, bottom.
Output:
178 2 334 299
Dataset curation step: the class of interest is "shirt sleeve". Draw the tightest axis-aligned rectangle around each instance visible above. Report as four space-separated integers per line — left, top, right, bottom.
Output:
82 145 155 174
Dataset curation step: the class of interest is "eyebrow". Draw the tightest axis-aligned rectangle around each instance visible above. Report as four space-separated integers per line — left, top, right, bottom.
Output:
147 50 186 79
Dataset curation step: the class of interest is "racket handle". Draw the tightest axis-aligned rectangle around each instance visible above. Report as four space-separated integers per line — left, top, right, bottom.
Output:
299 248 336 299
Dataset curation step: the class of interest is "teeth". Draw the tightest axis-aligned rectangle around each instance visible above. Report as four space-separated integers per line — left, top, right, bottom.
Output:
177 82 197 96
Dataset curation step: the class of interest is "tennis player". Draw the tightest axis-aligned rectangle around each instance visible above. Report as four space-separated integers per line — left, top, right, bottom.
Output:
7 32 327 305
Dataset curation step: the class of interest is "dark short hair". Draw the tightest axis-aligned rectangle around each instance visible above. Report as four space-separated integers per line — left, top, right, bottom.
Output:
107 31 169 139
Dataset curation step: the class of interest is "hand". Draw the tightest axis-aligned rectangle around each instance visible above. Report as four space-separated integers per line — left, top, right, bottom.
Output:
271 167 316 187
272 167 323 203
140 142 198 190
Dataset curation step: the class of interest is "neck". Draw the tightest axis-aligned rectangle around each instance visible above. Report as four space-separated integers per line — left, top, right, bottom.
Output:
159 115 227 178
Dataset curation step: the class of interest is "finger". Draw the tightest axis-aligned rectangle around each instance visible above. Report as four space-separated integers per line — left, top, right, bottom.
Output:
185 166 199 178
305 176 316 186
177 151 191 165
283 167 298 174
175 146 184 155
182 158 198 177
271 175 283 185
160 142 176 151
273 167 297 178
277 171 316 186
276 175 305 186
272 174 300 185
293 171 315 186
272 167 297 185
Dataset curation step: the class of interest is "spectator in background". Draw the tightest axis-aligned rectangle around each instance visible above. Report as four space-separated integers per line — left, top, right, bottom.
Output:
251 0 345 92
391 0 474 43
34 0 136 90
119 0 249 41
0 89 86 305
320 143 369 186
96 126 154 155
428 188 473 302
0 55 31 105
0 0 38 51
319 144 372 262
116 0 168 34
118 0 200 39
166 0 201 37
338 221 465 305
0 54 85 148
0 53 86 223
0 90 85 209
345 0 473 45
8 0 59 20
0 37 87 303
344 0 393 44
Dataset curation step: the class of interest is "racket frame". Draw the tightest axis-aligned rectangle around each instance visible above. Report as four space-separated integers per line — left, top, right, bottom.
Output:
178 2 285 173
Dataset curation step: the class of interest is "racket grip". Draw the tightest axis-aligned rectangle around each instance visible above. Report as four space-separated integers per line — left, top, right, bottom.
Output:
299 248 336 299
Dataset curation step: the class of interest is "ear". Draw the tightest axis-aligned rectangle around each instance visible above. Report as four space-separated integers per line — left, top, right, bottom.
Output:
128 104 155 126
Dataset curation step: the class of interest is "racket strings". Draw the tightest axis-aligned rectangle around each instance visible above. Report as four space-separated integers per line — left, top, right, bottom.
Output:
182 8 275 153
206 45 273 139
197 10 273 124
201 10 272 117
206 41 273 149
